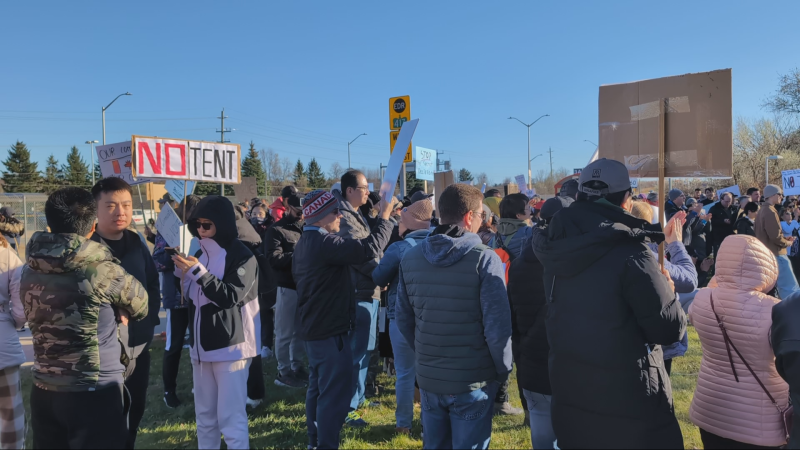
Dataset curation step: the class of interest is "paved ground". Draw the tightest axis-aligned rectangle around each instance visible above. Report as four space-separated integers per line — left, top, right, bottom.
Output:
19 309 169 367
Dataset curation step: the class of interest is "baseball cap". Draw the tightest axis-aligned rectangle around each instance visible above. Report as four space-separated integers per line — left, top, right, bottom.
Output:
559 179 579 199
410 190 434 204
578 158 631 196
540 196 574 221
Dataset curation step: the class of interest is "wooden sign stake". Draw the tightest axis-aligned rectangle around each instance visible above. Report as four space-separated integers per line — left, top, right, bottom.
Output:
657 97 666 268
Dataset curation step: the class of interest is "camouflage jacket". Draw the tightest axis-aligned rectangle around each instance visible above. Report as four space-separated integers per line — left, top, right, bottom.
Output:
21 232 148 392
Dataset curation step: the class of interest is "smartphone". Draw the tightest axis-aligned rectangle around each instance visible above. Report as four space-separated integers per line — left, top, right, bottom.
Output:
166 248 178 256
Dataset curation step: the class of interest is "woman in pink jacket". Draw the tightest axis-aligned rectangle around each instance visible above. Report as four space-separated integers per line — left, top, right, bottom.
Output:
689 234 790 449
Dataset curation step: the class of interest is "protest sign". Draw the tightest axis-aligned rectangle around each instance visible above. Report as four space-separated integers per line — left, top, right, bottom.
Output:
717 185 741 198
415 146 436 181
97 141 151 186
233 177 258 201
481 183 487 194
515 174 527 194
783 169 800 196
630 178 639 189
132 136 241 184
433 170 454 211
598 69 732 178
525 188 536 198
155 203 182 248
380 119 419 202
165 180 195 203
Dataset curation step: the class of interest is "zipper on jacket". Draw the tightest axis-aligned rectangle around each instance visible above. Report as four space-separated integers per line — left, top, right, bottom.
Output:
548 276 556 303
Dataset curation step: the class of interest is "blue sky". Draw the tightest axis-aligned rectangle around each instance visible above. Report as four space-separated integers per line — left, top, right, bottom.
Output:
2 1 798 184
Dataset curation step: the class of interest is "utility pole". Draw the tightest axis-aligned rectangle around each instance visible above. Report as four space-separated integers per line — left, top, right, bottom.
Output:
216 108 232 196
548 147 554 178
436 150 445 172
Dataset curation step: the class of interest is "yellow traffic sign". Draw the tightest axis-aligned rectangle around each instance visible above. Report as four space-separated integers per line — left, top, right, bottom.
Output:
389 96 410 130
390 131 413 163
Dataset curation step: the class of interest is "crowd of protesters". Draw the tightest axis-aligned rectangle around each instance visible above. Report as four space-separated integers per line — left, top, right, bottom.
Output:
4 163 800 449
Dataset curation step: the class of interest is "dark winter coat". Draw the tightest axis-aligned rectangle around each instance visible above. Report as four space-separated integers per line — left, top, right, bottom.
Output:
292 219 393 341
663 201 686 222
235 208 273 298
532 199 687 449
735 216 756 237
507 234 550 395
265 214 303 290
772 290 800 449
333 189 383 302
709 202 739 248
684 211 711 259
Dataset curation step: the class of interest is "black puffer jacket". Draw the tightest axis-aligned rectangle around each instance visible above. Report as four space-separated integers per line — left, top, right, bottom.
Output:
532 199 687 449
265 212 303 290
235 207 273 297
709 202 739 247
507 233 550 396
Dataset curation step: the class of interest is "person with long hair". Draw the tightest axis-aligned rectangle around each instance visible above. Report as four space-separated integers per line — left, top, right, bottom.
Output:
0 235 24 449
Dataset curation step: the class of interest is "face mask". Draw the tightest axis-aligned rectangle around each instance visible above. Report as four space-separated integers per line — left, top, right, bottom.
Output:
252 217 266 225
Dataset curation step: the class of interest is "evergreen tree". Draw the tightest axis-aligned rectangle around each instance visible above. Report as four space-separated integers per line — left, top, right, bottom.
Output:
62 146 91 188
194 183 233 196
241 141 267 196
458 168 474 183
293 159 307 188
406 170 425 192
93 163 102 186
2 141 41 193
43 154 63 194
306 158 326 188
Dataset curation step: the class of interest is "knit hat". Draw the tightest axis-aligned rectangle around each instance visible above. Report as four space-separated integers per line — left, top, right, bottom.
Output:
302 190 339 225
400 198 433 231
764 184 783 199
668 189 685 201
559 179 579 199
647 192 658 203
281 185 298 198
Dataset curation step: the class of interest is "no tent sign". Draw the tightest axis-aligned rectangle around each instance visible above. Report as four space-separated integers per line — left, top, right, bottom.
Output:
131 136 241 184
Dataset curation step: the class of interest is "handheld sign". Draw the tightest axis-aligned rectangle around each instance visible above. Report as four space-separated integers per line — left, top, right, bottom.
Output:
415 147 436 182
380 119 419 202
717 185 741 198
783 169 800 196
132 136 241 184
165 180 195 203
97 141 151 186
481 183 487 194
515 175 527 194
155 203 182 248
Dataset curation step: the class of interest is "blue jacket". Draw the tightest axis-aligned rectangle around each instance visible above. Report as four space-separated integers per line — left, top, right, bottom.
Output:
492 219 532 259
372 229 430 320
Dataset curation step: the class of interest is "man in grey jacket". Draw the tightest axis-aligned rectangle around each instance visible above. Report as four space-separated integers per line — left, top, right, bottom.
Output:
396 184 513 450
332 169 385 426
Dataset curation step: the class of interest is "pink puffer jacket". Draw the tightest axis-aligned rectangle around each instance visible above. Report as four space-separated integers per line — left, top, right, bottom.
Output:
689 235 789 447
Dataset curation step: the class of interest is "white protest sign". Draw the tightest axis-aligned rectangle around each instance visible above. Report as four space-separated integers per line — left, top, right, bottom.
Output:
132 136 240 184
717 185 741 199
415 146 436 182
96 141 151 186
783 169 800 196
515 175 526 194
165 180 196 203
155 203 182 248
380 119 419 202
525 188 536 198
481 183 487 194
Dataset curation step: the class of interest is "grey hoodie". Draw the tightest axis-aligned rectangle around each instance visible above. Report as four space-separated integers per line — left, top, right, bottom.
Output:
395 230 513 389
493 219 532 258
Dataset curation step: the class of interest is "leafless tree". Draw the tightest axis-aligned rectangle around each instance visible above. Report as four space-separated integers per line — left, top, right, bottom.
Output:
328 162 345 181
733 116 800 188
763 68 800 116
280 157 293 183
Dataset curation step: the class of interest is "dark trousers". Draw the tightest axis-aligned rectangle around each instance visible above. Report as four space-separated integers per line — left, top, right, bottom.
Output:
306 334 353 450
162 308 190 393
261 289 277 350
494 341 527 410
125 344 151 449
700 428 782 449
665 358 673 376
247 355 265 400
31 384 127 449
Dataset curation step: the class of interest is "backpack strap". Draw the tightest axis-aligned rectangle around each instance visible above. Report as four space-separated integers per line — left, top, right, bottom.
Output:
404 237 418 247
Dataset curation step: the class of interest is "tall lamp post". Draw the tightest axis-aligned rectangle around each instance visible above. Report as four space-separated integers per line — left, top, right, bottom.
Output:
767 155 783 186
102 92 132 145
85 140 99 186
509 114 549 190
347 133 366 169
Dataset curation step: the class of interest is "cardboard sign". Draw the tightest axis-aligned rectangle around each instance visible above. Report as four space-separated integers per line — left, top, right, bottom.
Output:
165 180 195 203
96 141 151 186
380 119 419 202
717 185 741 198
233 177 258 201
132 136 241 184
415 146 436 182
155 203 182 248
783 170 800 196
598 69 732 178
433 170 455 212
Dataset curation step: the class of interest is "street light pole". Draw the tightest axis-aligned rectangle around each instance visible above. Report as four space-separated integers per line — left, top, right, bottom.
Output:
348 133 367 169
85 140 99 186
509 115 549 190
102 92 132 145
767 155 783 186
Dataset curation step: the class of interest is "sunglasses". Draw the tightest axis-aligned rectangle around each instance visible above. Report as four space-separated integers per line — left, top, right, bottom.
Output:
192 220 214 230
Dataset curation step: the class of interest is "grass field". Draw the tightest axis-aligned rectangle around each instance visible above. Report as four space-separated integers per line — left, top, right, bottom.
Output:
20 327 704 449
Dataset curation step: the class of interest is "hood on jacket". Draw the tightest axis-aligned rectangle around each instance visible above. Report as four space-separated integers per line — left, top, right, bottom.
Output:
234 205 262 246
26 232 113 274
269 198 286 212
421 231 483 267
715 234 777 293
188 196 238 246
496 218 528 237
533 200 664 278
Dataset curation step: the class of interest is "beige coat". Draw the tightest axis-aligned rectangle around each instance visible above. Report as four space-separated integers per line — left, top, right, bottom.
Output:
689 235 789 447
755 203 791 255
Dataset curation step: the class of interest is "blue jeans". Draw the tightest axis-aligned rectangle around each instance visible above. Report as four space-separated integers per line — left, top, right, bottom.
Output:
522 389 556 450
305 334 353 449
350 299 379 411
776 254 800 299
389 319 415 429
420 382 499 449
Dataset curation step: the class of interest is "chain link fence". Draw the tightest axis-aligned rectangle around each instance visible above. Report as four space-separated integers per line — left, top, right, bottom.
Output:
0 194 49 257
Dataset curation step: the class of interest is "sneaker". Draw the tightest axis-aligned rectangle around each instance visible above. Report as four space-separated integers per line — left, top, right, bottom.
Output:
261 346 273 360
246 397 263 409
293 367 309 382
275 372 306 389
345 411 369 428
494 401 524 416
395 427 411 435
163 391 181 409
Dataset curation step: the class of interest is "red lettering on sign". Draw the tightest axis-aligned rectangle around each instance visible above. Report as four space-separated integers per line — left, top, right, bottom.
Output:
164 143 186 176
138 142 162 175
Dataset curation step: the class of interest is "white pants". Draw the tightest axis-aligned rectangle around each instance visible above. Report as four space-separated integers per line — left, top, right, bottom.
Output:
191 358 251 450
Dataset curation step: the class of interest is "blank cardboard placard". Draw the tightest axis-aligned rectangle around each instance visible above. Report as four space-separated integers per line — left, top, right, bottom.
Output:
155 203 182 248
233 177 258 201
598 69 732 178
433 170 455 211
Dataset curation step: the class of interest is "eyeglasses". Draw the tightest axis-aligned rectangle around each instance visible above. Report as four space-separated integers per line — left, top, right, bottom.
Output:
354 185 370 192
192 220 213 230
472 210 486 220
